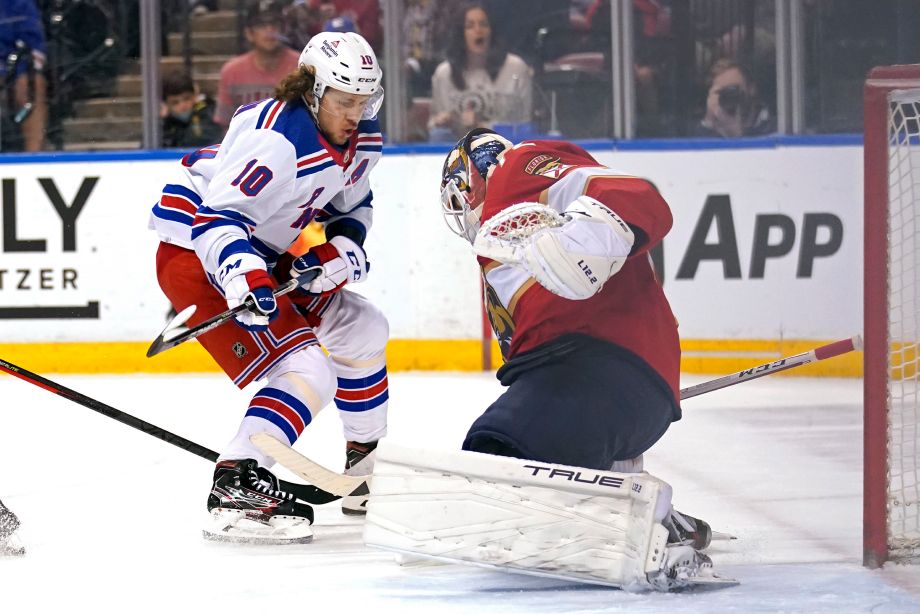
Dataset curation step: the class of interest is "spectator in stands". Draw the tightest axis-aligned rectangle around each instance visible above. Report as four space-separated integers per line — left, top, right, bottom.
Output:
691 58 773 138
276 1 382 54
214 3 300 127
161 71 224 148
404 0 452 99
280 1 323 51
428 2 533 142
320 0 382 52
0 0 47 152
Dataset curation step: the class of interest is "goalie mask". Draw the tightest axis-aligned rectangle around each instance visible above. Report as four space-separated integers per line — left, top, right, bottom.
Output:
440 128 512 243
299 32 384 120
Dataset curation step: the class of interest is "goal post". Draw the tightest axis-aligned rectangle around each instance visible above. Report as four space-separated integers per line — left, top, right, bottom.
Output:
864 64 920 568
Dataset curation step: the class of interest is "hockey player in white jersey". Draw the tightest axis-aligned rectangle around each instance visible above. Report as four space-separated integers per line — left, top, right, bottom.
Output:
149 32 388 543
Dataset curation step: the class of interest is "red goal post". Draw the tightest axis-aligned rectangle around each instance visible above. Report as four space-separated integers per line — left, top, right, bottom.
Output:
864 64 920 568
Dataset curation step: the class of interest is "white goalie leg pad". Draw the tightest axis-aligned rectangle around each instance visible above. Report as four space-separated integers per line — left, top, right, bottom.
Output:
523 195 635 300
363 441 674 590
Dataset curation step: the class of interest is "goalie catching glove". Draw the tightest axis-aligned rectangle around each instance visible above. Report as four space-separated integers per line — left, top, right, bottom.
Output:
290 235 369 296
216 252 278 331
475 195 635 300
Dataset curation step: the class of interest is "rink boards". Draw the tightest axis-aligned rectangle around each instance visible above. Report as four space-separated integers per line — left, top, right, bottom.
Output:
0 137 864 375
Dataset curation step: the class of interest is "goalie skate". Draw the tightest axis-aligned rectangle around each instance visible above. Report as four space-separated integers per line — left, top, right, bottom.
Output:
202 458 314 545
647 545 739 591
666 508 712 550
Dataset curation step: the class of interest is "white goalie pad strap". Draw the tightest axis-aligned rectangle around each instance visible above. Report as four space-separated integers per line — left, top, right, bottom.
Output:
523 195 636 300
363 441 673 590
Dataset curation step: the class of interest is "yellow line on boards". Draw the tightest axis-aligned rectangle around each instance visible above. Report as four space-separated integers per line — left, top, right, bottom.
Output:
0 339 863 377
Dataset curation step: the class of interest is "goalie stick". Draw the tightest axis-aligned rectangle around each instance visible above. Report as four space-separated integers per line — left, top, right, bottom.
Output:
0 337 860 504
239 337 861 497
146 268 320 358
679 335 862 400
223 337 863 503
0 358 340 505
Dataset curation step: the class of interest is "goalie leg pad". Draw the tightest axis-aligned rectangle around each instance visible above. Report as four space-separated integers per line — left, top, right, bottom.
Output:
363 441 675 590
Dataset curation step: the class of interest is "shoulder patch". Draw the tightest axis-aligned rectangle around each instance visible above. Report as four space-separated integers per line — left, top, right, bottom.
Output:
524 154 574 179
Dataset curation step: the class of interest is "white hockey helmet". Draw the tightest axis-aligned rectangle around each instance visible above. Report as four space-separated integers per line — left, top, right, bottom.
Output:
299 31 384 120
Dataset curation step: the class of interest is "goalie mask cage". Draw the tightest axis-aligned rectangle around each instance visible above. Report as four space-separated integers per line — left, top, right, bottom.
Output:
864 64 920 567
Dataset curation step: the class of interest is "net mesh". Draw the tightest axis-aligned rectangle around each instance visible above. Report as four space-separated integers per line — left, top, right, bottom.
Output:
886 90 920 562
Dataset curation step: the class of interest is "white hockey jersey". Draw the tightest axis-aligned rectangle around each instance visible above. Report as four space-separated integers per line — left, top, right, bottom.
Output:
149 97 383 277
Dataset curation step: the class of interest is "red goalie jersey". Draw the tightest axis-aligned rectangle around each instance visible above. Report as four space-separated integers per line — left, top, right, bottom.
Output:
478 141 680 401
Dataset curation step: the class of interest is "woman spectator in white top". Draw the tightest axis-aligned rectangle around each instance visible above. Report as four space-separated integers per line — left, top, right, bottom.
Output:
428 2 533 142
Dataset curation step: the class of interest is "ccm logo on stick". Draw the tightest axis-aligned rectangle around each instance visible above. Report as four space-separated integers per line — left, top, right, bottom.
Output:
523 464 624 488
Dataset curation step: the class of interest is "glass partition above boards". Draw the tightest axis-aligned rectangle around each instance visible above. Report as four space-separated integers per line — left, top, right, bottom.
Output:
3 0 920 155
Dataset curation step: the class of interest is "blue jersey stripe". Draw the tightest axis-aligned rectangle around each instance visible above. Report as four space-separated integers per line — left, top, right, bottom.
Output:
296 160 336 178
336 366 387 390
151 203 194 224
163 183 203 205
217 238 258 265
257 387 312 424
245 407 298 444
191 218 250 240
334 390 389 413
255 100 275 129
196 205 257 227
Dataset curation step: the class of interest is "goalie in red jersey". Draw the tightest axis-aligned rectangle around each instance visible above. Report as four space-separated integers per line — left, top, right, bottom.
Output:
439 128 709 550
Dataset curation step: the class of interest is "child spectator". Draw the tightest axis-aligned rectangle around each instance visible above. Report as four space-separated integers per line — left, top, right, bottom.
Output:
161 71 224 148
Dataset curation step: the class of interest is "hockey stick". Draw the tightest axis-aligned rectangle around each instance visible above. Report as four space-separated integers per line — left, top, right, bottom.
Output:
250 432 369 498
241 336 865 498
0 358 340 505
679 335 862 400
146 268 320 358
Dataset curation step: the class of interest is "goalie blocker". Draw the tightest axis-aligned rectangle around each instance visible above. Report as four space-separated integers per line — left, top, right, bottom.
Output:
363 441 732 591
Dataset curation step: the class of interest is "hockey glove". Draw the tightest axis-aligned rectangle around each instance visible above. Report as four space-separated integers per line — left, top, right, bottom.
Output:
217 252 278 331
290 235 368 296
522 195 635 300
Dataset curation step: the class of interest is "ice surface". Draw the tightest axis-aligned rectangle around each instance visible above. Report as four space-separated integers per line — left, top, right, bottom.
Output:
1 370 919 613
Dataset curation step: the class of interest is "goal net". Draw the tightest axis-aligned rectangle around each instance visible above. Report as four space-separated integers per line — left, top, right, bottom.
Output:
864 65 920 567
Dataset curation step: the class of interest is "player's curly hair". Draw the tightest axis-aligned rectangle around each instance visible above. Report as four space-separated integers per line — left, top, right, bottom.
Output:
274 65 317 103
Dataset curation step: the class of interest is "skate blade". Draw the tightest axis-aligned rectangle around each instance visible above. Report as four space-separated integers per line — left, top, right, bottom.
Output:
203 509 314 545
711 530 737 541
673 574 740 591
0 545 26 556
393 552 448 568
341 495 369 516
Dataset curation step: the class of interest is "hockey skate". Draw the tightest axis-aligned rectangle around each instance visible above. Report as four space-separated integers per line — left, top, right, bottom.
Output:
665 507 712 550
203 459 315 544
0 499 25 556
342 440 377 515
647 544 737 591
